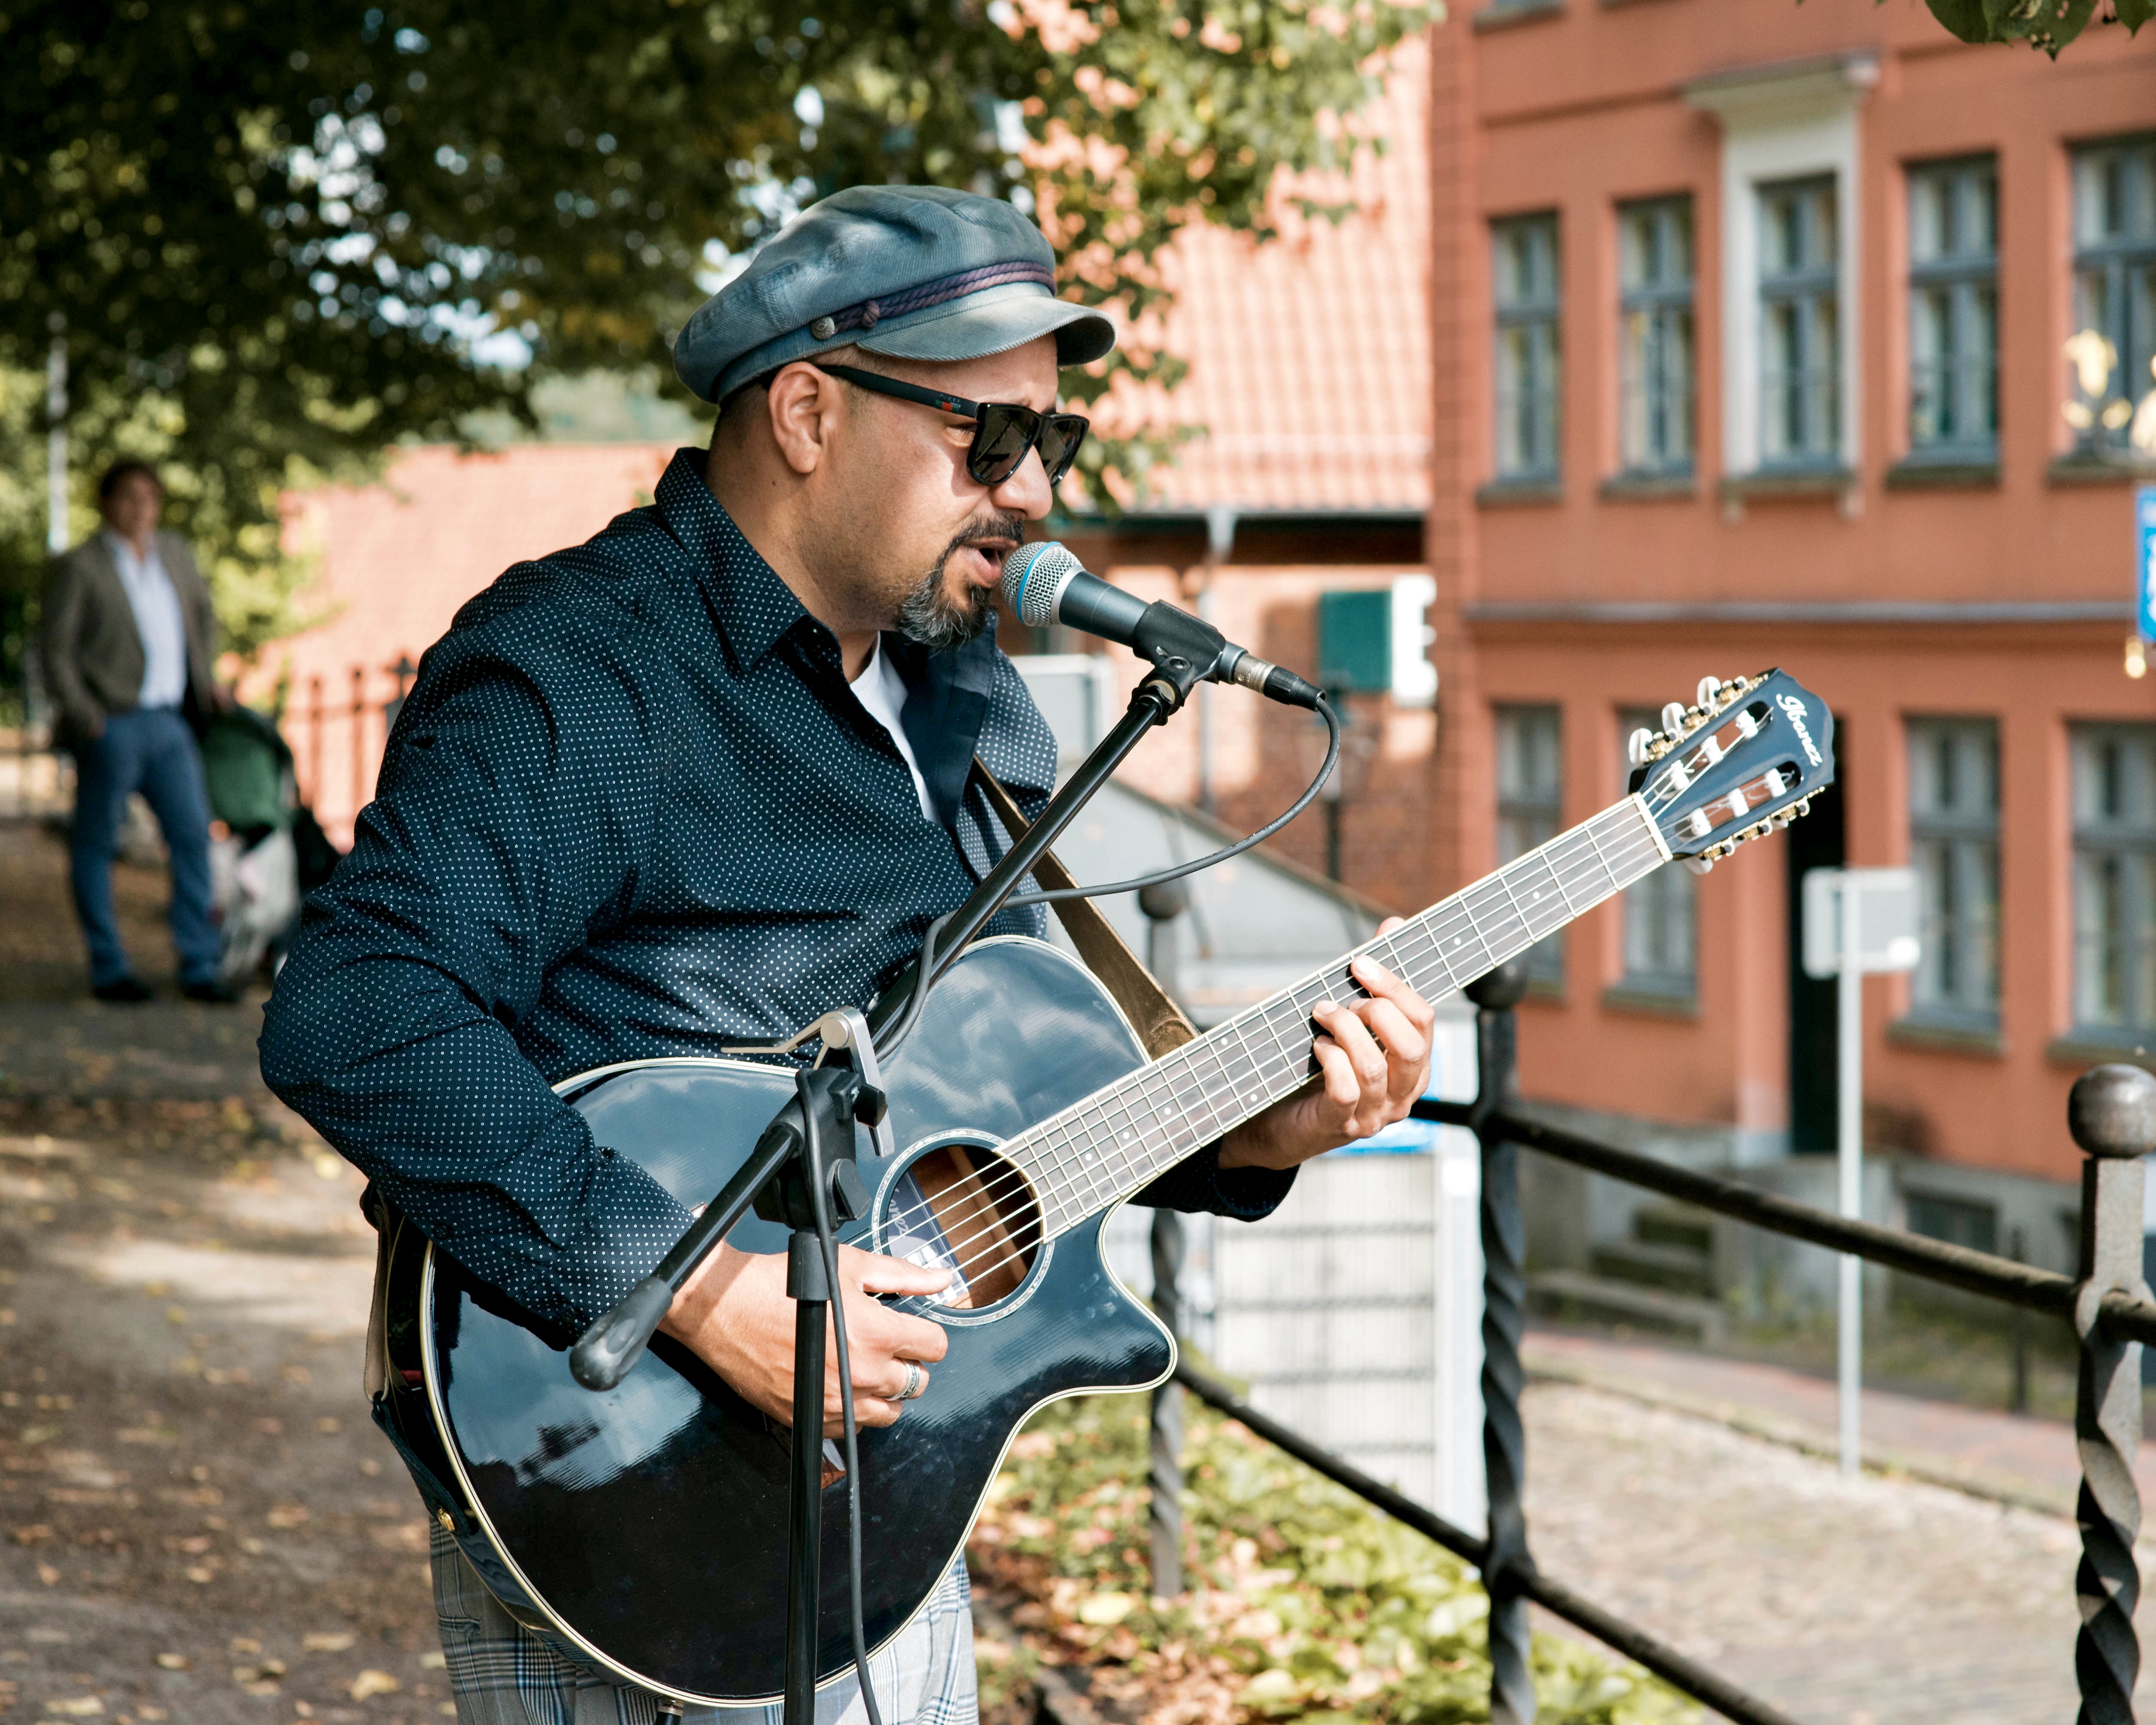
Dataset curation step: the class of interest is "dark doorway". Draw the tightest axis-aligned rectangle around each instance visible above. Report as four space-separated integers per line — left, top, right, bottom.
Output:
1785 727 1846 1155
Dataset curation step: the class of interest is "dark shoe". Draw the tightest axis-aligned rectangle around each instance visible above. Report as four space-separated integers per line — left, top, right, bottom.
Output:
180 978 240 1006
92 975 153 1004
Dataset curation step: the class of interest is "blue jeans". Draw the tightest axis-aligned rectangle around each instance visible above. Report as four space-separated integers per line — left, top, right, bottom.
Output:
69 707 220 988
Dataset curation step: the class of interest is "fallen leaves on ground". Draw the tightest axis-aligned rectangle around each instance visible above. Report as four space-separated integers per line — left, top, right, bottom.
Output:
969 1394 1698 1725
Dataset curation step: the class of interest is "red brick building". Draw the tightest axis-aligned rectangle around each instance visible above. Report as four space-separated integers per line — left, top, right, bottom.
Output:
1424 0 2156 1242
260 9 2156 1271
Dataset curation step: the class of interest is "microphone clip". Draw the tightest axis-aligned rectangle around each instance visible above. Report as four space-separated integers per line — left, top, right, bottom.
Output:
1128 601 1230 708
1128 601 1324 712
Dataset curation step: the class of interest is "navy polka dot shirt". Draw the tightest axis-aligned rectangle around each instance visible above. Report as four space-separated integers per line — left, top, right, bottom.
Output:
260 448 1290 1330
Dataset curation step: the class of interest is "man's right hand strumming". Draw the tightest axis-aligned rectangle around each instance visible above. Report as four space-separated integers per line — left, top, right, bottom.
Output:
659 1242 952 1437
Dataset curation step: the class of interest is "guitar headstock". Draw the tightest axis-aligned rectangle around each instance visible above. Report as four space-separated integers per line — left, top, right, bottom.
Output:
1629 670 1836 874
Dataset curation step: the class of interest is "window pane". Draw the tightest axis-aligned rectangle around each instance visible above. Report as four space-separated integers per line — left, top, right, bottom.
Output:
1908 160 1999 455
1618 707 1695 995
1811 185 1839 269
1908 717 2000 1026
1492 214 1561 481
1497 704 1564 987
1617 198 1695 474
2072 723 2156 1034
1759 178 1840 466
2068 138 2156 457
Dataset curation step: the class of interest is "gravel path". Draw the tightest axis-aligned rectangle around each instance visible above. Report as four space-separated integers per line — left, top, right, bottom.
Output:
0 1099 443 1725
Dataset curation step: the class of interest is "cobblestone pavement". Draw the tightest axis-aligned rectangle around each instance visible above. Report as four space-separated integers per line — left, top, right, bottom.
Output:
1524 1326 2146 1517
1523 1379 2112 1725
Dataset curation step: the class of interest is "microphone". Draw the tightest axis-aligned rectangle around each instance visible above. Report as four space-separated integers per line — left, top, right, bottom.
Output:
1001 542 1323 710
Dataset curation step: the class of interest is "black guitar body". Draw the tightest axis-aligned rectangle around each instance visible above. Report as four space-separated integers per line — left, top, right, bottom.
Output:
406 936 1171 1705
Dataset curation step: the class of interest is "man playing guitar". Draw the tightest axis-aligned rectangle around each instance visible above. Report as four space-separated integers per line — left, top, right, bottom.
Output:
261 184 1436 1725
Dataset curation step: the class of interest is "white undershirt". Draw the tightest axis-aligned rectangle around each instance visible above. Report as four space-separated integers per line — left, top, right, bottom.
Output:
103 530 189 710
849 639 935 823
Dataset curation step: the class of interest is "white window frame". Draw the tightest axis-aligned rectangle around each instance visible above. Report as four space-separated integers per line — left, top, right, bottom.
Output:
1686 55 1878 482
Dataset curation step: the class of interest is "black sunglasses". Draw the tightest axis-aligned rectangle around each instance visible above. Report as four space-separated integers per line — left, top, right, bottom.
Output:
813 363 1090 487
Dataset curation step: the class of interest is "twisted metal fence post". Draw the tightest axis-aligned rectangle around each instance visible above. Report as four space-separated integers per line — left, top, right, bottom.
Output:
1149 1209 1185 1598
2069 1064 2155 1725
1468 961 1534 1725
1141 878 1190 1600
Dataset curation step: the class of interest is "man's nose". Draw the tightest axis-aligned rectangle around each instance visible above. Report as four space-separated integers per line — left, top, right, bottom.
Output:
989 445 1054 521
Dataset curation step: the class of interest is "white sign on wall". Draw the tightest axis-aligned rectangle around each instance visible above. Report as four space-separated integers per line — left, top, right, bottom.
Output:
1802 866 1920 979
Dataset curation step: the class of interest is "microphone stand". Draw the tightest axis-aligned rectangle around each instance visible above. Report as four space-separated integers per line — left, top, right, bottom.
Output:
568 642 1214 1725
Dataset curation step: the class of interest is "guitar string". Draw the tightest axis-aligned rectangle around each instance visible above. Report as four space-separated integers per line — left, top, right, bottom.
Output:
877 821 1670 1310
877 833 1663 1309
867 807 1658 1261
874 806 1670 1277
872 809 1670 1299
892 713 1811 1273
868 805 1670 1274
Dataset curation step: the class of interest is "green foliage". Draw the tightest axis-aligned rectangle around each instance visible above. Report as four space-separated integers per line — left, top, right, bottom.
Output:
972 1394 1697 1725
0 0 1437 682
1910 0 2150 54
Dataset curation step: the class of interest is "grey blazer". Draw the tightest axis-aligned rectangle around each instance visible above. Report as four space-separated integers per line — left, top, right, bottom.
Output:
40 530 219 748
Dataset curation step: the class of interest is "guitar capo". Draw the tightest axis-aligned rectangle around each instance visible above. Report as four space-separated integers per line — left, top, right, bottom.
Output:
722 1008 897 1162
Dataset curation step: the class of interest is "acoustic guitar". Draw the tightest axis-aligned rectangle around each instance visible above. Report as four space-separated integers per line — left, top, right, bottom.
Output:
378 669 1835 1705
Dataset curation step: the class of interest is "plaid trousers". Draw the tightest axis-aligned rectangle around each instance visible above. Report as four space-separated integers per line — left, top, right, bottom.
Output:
430 1523 978 1725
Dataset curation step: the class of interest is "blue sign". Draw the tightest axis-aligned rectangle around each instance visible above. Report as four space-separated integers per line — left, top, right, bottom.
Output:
2139 487 2156 644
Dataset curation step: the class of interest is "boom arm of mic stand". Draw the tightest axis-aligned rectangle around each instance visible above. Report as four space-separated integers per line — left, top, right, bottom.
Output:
569 1105 804 1390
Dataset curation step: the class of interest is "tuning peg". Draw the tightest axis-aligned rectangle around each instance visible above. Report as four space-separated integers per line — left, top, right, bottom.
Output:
1661 701 1688 735
1696 676 1722 708
1683 856 1714 876
1626 728 1654 767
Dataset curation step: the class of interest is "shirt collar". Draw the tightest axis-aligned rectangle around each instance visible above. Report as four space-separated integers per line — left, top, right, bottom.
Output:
654 448 813 673
101 529 161 573
652 446 1008 727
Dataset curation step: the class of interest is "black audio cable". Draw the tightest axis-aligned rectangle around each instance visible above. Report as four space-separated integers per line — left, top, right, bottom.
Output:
802 1097 884 1725
879 694 1342 1058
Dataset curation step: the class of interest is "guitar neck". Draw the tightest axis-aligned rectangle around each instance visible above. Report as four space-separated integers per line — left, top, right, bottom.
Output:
1010 794 1671 1238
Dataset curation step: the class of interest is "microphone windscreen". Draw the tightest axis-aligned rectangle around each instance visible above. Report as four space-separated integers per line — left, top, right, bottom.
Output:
1000 541 1083 629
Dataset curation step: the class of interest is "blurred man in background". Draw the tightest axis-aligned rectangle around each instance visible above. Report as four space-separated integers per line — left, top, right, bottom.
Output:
41 459 236 1005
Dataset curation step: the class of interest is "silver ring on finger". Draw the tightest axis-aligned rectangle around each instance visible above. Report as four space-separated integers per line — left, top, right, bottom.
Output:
895 1360 926 1402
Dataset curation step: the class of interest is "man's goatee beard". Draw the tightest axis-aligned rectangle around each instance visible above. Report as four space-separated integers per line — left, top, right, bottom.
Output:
894 521 1018 651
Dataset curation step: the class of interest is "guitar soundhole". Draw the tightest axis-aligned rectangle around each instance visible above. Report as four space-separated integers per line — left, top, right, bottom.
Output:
884 1145 1043 1311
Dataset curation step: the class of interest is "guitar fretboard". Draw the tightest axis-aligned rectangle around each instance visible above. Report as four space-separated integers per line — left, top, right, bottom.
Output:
1005 795 1669 1237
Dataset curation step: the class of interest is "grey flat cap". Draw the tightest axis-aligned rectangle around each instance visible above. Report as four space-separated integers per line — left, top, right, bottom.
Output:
674 185 1117 404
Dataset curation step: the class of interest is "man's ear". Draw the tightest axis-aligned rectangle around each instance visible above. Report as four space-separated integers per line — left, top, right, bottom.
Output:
764 363 844 478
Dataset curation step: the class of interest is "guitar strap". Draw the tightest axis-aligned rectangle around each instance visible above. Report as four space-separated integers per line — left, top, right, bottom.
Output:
971 763 1198 1061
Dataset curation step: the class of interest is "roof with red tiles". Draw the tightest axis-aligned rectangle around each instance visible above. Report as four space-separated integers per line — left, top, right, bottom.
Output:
1101 37 1431 514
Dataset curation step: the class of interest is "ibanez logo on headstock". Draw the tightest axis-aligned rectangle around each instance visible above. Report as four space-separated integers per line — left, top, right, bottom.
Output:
1629 670 1837 875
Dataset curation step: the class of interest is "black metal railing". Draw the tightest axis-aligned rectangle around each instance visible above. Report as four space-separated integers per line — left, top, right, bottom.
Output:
1149 962 2156 1725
